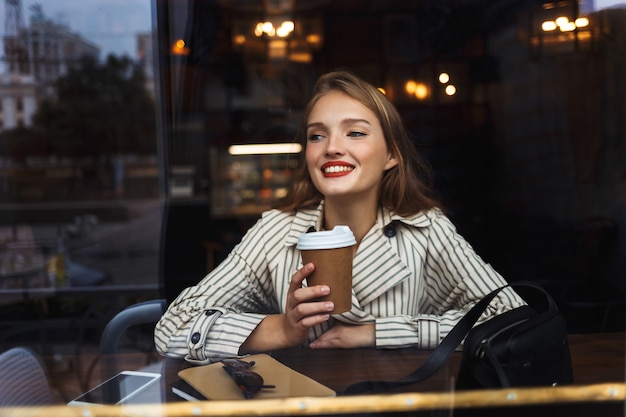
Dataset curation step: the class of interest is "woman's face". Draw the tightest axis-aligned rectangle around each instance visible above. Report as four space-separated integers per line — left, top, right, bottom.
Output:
305 90 397 203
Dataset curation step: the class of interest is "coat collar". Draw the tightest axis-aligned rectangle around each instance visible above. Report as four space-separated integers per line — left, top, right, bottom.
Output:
284 201 433 248
283 202 324 247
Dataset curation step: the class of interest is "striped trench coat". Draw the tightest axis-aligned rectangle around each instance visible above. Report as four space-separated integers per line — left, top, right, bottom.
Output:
154 202 524 364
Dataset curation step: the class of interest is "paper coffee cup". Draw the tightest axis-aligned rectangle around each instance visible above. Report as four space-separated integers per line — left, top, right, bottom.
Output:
297 226 356 314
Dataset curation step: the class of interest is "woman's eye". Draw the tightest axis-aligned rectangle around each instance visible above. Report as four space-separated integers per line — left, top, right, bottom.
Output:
348 131 366 138
308 133 323 141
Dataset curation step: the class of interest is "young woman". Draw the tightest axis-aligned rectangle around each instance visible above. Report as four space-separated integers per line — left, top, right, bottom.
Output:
154 71 524 364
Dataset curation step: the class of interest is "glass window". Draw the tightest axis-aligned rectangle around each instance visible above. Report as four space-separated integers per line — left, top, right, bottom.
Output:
0 0 160 378
154 0 625 335
0 0 624 408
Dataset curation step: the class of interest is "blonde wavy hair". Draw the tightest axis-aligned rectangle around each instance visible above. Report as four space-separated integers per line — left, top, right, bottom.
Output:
275 70 439 216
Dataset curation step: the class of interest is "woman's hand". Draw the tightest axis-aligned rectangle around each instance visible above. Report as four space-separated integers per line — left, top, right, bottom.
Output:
280 262 335 346
309 322 375 349
240 263 334 353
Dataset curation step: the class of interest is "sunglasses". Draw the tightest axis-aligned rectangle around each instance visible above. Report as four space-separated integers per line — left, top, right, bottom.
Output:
221 358 276 399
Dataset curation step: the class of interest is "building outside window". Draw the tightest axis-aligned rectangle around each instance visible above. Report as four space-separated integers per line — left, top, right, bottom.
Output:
0 0 161 380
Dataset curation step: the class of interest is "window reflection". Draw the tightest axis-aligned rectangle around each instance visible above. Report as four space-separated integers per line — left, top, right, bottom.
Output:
0 0 160 379
0 0 623 405
156 0 625 334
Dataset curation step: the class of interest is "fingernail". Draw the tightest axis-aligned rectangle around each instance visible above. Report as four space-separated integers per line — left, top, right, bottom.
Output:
320 285 330 294
325 302 334 311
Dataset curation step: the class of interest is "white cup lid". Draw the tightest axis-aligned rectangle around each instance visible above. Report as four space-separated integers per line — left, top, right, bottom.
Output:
297 225 356 250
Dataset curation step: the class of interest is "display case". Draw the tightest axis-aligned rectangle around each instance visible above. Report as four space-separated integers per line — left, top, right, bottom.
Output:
209 147 301 217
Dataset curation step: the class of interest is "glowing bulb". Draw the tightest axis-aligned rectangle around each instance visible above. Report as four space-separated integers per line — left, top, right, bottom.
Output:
306 34 321 46
575 17 589 27
255 23 264 37
405 80 417 94
555 16 569 27
171 39 189 55
281 21 294 32
414 83 428 100
542 21 557 31
438 73 450 84
276 21 294 37
445 85 456 96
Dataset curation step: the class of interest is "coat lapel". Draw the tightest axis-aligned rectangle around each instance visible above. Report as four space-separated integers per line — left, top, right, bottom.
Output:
350 226 412 308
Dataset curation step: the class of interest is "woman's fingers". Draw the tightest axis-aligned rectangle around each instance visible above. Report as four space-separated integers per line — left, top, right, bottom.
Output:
288 263 330 305
310 323 376 349
289 262 314 287
284 262 333 335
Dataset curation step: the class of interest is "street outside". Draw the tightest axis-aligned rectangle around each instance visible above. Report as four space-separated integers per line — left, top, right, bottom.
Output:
0 199 162 288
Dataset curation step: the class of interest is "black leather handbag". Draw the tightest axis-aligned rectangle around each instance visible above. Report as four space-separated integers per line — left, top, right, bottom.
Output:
343 282 573 394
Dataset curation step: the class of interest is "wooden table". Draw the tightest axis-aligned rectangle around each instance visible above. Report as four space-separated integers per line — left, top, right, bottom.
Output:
7 333 626 417
159 332 625 393
153 332 624 416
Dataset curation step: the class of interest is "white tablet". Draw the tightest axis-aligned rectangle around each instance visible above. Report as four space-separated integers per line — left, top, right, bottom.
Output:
68 370 161 406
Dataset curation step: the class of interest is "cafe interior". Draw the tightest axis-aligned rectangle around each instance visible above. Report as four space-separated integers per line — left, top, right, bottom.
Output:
0 0 625 415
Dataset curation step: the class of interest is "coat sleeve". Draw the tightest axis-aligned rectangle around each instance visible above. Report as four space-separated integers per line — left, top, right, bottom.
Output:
154 217 280 363
375 211 526 349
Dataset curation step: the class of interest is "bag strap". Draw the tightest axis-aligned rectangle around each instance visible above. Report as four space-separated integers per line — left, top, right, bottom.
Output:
482 340 512 386
342 281 555 395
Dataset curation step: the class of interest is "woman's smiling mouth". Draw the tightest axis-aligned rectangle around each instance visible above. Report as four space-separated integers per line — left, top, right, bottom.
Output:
321 162 354 176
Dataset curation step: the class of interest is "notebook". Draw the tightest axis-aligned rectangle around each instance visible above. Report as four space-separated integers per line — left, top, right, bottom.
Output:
176 353 336 400
171 378 208 401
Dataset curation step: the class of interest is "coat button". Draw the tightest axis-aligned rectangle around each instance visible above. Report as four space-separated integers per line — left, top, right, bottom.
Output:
383 225 396 238
205 309 217 316
191 332 201 344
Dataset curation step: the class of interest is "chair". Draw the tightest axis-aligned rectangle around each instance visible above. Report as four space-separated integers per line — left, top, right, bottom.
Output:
96 199 243 376
98 299 166 379
96 200 171 378
0 347 53 407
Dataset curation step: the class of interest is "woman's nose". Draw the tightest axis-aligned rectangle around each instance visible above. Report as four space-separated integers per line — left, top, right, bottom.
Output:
325 133 344 156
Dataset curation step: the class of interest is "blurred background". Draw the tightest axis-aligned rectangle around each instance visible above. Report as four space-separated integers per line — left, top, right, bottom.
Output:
0 0 625 399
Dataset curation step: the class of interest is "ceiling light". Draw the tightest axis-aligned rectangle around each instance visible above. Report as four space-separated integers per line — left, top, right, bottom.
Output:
228 143 302 155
